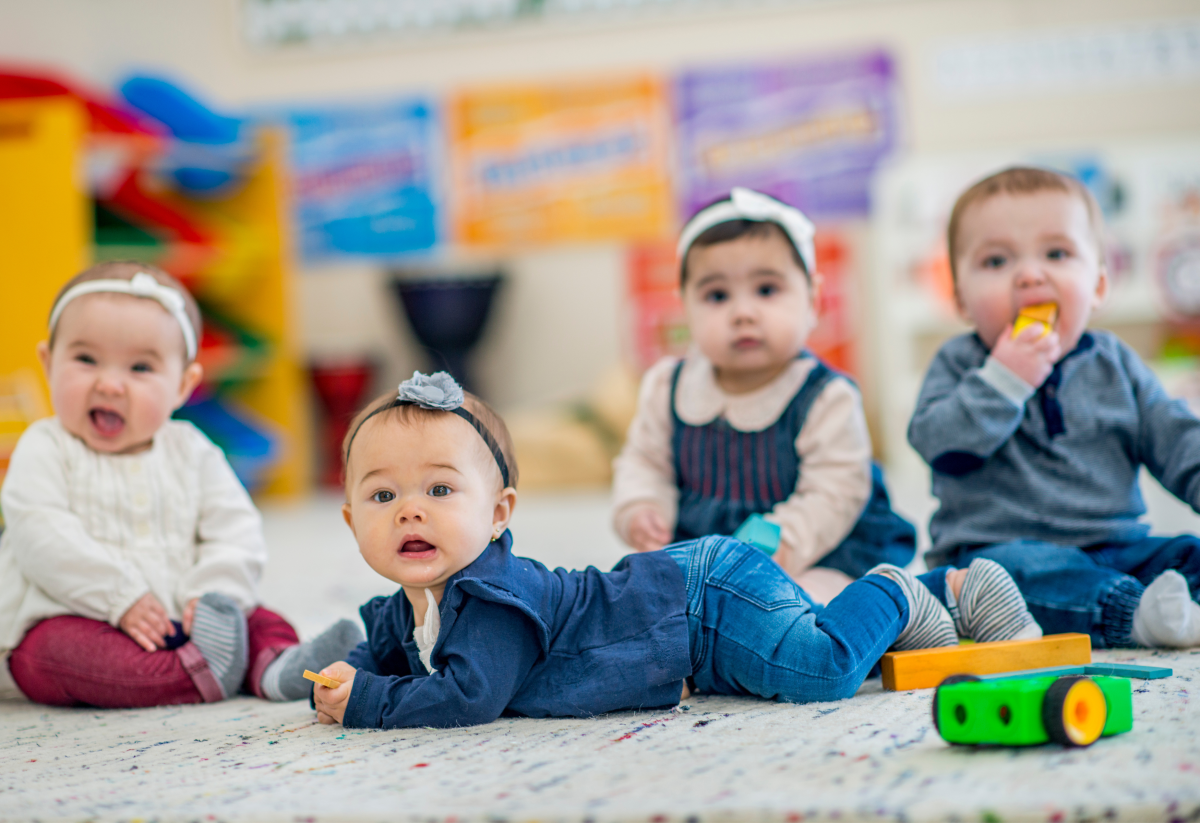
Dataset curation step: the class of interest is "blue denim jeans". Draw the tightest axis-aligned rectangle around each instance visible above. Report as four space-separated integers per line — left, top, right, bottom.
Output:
665 536 910 703
939 535 1200 648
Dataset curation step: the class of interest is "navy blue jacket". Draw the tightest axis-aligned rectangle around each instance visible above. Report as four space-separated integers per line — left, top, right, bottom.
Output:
341 531 692 729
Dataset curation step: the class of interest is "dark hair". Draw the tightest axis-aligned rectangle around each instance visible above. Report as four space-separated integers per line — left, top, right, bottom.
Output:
680 219 810 287
947 166 1105 282
342 389 519 492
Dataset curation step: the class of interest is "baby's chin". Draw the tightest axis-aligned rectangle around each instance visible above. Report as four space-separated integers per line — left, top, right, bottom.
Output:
70 422 153 455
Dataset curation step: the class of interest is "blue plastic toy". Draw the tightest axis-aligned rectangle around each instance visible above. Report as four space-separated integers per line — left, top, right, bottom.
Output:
119 75 256 195
733 514 781 556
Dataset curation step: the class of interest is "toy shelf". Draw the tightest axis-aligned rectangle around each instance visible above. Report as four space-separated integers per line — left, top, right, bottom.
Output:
0 97 89 485
0 95 311 498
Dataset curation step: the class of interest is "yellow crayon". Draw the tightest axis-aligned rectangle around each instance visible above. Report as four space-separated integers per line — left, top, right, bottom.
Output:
303 670 342 689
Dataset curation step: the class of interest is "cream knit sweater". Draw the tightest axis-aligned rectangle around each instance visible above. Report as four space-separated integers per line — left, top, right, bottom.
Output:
0 418 265 699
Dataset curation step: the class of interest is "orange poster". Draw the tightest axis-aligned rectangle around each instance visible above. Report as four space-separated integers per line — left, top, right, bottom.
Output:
449 76 673 246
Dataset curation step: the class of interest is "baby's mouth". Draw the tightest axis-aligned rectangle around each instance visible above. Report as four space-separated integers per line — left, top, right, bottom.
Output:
89 408 126 437
733 337 763 350
400 540 436 557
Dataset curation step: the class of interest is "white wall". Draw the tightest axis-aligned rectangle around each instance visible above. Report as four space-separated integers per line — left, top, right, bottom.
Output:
5 0 1200 411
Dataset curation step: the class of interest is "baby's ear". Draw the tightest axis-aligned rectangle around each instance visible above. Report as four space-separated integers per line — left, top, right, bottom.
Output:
1092 264 1110 307
492 487 518 535
35 341 51 376
342 503 356 536
175 362 204 408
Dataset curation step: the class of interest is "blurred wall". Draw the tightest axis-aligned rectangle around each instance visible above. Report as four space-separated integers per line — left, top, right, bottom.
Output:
4 0 1199 412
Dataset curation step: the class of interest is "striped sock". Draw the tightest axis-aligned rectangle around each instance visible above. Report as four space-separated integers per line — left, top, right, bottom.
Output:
260 619 365 702
954 558 1043 643
868 564 959 651
190 593 249 700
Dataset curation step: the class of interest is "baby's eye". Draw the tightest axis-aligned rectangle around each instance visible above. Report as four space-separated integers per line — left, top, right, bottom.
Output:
131 362 153 373
371 490 395 503
982 254 1007 269
429 484 451 498
757 283 778 297
703 289 728 304
1046 248 1069 261
74 354 96 365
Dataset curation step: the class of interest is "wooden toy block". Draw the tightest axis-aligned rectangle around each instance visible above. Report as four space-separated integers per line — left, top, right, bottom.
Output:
303 669 342 689
881 633 1091 691
1012 302 1058 339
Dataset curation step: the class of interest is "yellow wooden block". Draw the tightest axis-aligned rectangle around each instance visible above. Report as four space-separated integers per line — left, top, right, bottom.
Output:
1011 302 1058 339
880 633 1091 691
303 670 342 689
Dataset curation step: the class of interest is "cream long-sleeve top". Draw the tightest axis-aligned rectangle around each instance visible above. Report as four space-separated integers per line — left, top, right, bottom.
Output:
0 417 266 699
611 353 873 579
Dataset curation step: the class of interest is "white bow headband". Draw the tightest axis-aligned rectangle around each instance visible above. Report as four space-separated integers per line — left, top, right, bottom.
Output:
677 187 816 276
48 273 198 361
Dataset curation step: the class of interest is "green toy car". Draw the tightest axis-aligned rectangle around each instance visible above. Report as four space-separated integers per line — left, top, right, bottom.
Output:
933 673 1133 747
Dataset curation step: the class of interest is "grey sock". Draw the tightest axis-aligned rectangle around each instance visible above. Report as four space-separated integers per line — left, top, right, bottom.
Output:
1131 570 1200 648
260 619 365 702
955 558 1043 643
868 563 959 651
190 593 249 700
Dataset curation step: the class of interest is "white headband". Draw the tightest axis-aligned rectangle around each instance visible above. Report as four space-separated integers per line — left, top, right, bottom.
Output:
48 273 198 361
677 187 816 277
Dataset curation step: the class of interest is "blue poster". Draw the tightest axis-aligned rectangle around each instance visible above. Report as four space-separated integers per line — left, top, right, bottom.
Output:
279 98 440 260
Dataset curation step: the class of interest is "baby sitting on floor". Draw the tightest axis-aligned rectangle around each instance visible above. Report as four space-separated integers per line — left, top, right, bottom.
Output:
312 371 1040 729
0 261 361 707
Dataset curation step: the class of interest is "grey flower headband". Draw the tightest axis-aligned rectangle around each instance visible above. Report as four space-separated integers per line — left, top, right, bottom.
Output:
344 371 511 489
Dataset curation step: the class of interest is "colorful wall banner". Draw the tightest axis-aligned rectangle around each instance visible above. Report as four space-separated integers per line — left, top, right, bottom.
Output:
675 50 899 220
279 98 439 260
449 76 673 246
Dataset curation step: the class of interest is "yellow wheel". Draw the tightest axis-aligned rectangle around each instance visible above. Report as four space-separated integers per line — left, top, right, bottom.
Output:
1042 675 1108 747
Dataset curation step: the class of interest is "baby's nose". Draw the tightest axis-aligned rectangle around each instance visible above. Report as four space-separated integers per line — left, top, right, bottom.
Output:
1014 259 1047 285
394 501 424 522
94 370 126 393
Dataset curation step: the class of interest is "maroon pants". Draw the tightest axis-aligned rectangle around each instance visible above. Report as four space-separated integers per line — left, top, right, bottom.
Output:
9 607 298 708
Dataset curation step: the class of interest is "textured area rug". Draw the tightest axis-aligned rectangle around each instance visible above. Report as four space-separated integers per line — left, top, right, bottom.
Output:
2 648 1196 823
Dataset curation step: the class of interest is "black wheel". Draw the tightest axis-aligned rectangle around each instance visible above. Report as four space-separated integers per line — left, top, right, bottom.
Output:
932 673 982 735
1042 675 1108 747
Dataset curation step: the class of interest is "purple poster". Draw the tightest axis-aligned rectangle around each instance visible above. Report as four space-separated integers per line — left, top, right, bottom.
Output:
675 49 899 219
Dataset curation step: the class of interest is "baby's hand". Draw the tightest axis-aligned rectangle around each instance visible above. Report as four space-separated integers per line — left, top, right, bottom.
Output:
313 661 357 726
120 593 173 652
626 505 671 553
182 597 199 635
990 323 1062 388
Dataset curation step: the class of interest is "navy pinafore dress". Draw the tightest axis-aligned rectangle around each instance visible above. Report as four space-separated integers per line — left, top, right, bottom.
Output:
670 357 916 578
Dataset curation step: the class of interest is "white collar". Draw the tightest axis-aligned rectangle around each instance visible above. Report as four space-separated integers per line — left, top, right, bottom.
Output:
674 351 819 433
413 588 440 674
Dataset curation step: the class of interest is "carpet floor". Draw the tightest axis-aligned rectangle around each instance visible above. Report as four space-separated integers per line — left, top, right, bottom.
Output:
1 647 1196 823
2 492 1199 822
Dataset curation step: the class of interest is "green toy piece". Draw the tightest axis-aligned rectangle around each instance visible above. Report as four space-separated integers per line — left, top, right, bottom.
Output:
975 663 1172 681
733 514 781 556
1084 662 1173 679
933 674 1133 747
